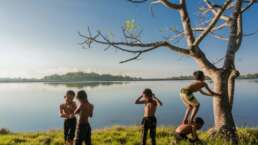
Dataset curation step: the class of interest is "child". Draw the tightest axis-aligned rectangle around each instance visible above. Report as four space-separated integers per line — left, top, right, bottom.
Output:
59 90 77 145
135 88 163 145
180 70 220 124
74 90 94 145
172 117 204 144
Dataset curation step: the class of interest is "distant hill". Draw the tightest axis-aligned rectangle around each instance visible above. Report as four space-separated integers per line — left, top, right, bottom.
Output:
41 72 140 82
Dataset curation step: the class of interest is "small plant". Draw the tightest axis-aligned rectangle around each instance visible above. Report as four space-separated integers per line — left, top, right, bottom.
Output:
0 128 10 135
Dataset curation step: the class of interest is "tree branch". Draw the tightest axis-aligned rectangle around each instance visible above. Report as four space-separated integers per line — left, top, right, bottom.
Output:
203 0 232 22
79 28 190 63
178 0 195 48
128 0 148 3
228 69 240 111
128 0 183 9
158 0 182 9
241 0 258 13
224 0 242 69
193 0 232 47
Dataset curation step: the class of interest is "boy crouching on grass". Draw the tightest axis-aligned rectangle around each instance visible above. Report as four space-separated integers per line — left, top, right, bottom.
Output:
135 88 163 145
74 90 94 145
172 117 204 144
59 90 77 145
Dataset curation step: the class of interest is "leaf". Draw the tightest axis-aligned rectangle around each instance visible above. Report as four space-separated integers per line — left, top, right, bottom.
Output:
198 7 207 13
124 19 137 32
170 26 177 32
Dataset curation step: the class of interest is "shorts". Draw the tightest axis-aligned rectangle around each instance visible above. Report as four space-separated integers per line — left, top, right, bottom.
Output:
64 117 77 141
180 88 199 107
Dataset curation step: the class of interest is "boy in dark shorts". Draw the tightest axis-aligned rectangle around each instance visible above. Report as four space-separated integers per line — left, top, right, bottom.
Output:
59 90 77 145
172 117 204 144
74 90 94 145
180 70 220 124
135 88 163 145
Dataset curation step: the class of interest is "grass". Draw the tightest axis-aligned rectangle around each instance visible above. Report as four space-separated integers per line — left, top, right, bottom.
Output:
0 126 258 145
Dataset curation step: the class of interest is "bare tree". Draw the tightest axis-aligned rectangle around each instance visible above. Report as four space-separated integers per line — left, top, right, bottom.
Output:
80 0 257 143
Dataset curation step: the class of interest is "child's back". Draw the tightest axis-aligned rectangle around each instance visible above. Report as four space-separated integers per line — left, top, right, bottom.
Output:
144 100 157 117
77 102 94 125
183 81 205 93
175 123 193 136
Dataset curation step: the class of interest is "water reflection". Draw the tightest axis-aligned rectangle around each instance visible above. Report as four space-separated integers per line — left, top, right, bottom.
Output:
0 80 257 131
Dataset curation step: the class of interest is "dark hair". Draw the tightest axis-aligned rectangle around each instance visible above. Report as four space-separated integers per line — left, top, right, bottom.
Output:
195 117 204 126
77 90 88 101
66 90 75 97
143 88 153 97
193 71 205 80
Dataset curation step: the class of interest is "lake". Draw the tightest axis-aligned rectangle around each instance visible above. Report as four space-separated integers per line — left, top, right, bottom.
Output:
0 80 257 132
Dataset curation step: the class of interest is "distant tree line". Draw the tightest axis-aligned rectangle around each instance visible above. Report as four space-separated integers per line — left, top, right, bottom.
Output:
42 72 140 82
0 72 257 82
238 73 258 79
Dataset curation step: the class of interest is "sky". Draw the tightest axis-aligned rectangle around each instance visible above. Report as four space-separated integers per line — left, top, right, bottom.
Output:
0 0 257 78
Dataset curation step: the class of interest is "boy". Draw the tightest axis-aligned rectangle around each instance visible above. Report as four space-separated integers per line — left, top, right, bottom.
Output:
59 90 77 145
74 90 94 145
180 70 220 124
172 117 204 144
135 88 163 145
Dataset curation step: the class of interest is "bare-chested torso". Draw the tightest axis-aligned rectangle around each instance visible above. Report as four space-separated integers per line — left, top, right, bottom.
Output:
78 102 94 125
60 102 77 119
144 100 157 117
185 81 205 93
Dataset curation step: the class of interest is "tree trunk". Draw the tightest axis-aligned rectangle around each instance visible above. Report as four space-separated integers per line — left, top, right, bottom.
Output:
210 70 238 144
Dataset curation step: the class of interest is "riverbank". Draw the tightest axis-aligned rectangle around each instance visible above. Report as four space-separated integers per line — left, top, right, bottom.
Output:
0 126 258 145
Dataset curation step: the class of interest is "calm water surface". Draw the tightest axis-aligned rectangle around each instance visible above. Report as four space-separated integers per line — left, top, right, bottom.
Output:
0 80 257 131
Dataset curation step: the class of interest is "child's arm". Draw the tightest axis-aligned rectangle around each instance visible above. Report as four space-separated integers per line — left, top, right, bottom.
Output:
153 94 163 106
199 89 213 96
74 104 82 114
69 103 77 118
89 104 94 118
59 105 68 118
203 83 221 96
135 95 145 104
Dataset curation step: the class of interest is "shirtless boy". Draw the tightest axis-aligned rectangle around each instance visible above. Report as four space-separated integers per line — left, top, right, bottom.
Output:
59 90 77 145
74 90 94 145
180 70 220 124
172 117 204 144
135 88 163 145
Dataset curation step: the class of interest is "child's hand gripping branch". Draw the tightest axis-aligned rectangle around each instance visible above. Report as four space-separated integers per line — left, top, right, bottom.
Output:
199 83 221 97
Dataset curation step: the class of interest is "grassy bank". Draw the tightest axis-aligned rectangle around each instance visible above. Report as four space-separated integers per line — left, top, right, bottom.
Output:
0 126 258 145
